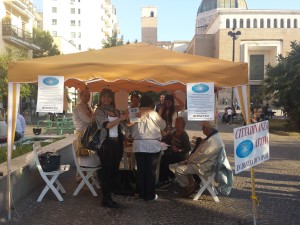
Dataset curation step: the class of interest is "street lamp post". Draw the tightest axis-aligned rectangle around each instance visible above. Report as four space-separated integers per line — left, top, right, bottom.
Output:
228 27 241 107
229 28 259 225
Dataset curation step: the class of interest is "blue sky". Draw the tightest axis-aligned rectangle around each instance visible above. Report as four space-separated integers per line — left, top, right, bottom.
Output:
33 0 300 42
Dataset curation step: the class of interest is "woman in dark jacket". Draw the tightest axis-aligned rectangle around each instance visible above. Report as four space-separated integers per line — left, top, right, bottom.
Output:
94 88 127 208
158 117 191 187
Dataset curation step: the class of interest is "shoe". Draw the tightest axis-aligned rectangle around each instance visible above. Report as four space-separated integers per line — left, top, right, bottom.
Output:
102 199 120 208
146 194 158 202
156 180 171 189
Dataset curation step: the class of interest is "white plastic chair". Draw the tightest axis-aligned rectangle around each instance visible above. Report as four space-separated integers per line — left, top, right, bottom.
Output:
72 141 101 196
33 142 70 202
193 171 219 202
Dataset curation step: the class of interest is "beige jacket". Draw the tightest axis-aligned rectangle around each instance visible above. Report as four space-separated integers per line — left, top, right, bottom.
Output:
188 133 224 176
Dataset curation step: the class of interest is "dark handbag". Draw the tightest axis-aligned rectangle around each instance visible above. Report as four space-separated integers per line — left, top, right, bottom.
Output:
38 152 61 172
81 121 102 151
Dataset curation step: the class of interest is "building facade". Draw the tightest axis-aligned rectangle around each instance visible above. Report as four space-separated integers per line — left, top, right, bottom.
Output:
187 0 300 99
43 0 119 52
0 0 40 55
141 6 157 44
0 0 41 114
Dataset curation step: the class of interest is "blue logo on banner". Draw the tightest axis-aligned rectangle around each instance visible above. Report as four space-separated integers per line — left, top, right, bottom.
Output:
192 84 209 93
43 77 59 86
236 140 254 158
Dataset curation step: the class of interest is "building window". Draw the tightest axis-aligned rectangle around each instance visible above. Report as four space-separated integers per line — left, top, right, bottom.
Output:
78 8 81 14
267 19 271 28
226 19 230 28
253 19 257 28
280 19 284 28
240 19 244 28
233 19 237 28
78 44 81 50
78 20 81 27
78 32 81 38
247 19 250 28
287 19 291 28
274 19 277 28
71 8 75 14
52 7 57 13
52 31 57 36
71 32 76 38
260 19 264 28
294 19 298 28
250 55 264 81
150 11 154 17
52 19 57 25
71 20 75 26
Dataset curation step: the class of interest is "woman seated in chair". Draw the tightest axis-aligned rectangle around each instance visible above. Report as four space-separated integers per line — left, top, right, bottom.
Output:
157 117 191 188
175 121 224 197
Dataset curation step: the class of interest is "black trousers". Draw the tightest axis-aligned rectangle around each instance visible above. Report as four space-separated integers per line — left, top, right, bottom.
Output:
159 153 187 182
97 139 123 200
135 152 160 201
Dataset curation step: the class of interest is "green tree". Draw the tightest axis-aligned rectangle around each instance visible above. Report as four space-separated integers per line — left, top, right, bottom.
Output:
102 32 123 48
32 28 60 58
0 45 29 98
264 41 300 131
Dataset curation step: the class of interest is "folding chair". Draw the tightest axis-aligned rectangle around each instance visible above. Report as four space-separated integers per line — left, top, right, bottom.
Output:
72 141 101 196
33 142 70 202
193 171 219 202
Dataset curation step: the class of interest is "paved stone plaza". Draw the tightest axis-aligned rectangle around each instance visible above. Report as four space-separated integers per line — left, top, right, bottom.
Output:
1 121 299 225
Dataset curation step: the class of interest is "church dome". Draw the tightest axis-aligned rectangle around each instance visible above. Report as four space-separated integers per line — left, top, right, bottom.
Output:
197 0 248 15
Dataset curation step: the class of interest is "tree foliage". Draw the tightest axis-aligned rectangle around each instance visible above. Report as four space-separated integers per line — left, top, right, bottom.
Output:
264 41 300 131
102 32 123 48
33 28 60 58
0 29 61 109
0 45 29 98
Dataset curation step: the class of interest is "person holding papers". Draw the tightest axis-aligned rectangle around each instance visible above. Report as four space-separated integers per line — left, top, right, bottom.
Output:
94 88 127 208
130 95 166 201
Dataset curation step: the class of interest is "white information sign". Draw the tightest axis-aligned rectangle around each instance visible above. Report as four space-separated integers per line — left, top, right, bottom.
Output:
234 121 270 174
186 82 214 121
36 76 64 113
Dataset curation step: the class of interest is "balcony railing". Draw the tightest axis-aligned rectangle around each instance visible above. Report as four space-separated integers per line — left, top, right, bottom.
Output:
2 23 40 50
3 0 35 15
2 24 33 42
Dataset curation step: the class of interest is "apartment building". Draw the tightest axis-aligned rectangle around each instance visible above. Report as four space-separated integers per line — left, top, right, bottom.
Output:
0 0 40 56
43 0 119 52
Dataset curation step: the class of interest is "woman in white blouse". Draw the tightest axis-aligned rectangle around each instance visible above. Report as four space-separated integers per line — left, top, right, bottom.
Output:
131 95 166 201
